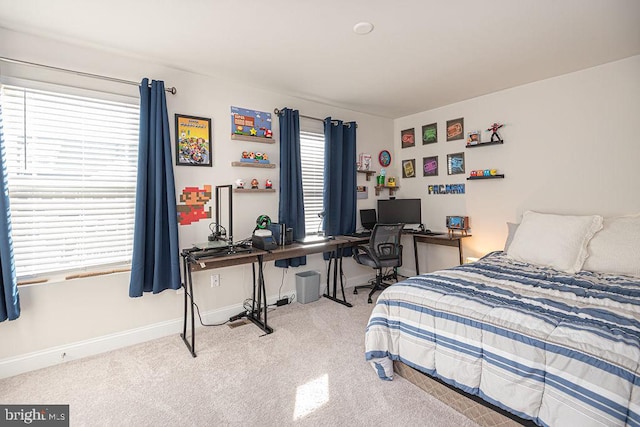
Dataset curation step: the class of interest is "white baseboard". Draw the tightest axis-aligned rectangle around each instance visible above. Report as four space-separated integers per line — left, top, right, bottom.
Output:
0 278 370 380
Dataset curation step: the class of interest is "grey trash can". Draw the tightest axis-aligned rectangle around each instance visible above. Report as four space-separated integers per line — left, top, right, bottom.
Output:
295 271 321 304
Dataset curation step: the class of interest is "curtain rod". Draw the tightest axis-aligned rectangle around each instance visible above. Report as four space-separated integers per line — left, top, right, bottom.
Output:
273 108 323 123
273 108 357 127
0 56 177 95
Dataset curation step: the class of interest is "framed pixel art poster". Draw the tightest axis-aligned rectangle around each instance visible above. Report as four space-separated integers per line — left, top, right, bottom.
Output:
422 123 438 144
423 156 438 176
175 114 212 166
402 159 416 178
447 152 465 175
230 106 273 139
401 128 415 148
446 117 464 141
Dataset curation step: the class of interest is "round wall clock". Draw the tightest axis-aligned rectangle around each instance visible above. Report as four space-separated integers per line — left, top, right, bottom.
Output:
378 150 391 167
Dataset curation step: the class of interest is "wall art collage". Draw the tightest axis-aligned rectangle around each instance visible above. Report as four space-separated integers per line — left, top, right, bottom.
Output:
400 117 467 195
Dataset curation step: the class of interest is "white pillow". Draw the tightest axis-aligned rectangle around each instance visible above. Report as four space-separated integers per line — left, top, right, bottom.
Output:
503 222 519 252
507 211 603 273
582 213 640 277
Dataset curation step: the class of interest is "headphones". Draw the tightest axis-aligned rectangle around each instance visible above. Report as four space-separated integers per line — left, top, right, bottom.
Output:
256 214 271 230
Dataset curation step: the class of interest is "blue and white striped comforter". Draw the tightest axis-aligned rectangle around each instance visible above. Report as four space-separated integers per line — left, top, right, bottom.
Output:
365 252 640 427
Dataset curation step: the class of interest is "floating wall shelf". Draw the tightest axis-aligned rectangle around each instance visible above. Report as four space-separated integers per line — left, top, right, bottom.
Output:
231 161 276 169
466 175 505 180
465 140 504 148
357 170 376 181
374 185 399 196
231 134 276 144
233 188 276 193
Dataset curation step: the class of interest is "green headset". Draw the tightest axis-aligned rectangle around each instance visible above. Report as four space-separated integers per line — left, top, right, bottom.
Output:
256 214 272 230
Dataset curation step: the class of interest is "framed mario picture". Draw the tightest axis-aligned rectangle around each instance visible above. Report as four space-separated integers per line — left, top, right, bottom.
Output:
175 114 212 166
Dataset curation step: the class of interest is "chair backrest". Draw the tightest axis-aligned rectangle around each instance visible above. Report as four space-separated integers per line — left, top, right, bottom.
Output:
370 223 404 260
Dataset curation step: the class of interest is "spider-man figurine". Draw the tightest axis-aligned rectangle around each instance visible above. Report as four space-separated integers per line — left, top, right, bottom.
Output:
487 123 504 142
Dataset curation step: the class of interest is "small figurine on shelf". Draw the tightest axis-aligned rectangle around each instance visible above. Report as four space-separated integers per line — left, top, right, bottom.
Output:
255 152 263 160
235 178 245 189
251 178 259 189
265 179 273 189
487 122 504 142
387 177 396 187
467 130 481 146
241 151 249 159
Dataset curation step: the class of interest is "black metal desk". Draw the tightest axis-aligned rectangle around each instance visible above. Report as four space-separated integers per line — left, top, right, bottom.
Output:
180 238 359 357
412 233 471 275
180 247 268 357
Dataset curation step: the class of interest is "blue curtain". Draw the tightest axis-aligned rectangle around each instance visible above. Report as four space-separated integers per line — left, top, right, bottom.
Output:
276 108 306 268
0 104 20 321
129 79 180 297
323 118 357 258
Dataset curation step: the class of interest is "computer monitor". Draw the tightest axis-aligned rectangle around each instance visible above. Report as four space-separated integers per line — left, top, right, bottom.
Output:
359 209 377 230
377 198 422 227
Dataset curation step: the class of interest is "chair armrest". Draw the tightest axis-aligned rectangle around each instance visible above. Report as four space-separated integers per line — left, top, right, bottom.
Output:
353 244 375 259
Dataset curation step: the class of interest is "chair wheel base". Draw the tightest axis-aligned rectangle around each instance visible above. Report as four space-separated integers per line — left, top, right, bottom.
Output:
353 289 358 295
367 297 372 303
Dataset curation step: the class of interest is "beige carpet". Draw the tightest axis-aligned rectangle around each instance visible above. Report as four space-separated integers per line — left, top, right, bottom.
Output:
0 291 479 426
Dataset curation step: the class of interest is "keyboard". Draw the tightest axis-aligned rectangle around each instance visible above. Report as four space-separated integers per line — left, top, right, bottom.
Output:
346 231 371 238
408 230 446 236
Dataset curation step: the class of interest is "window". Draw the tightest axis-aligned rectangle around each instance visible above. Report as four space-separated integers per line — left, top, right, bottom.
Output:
0 84 139 279
299 127 325 235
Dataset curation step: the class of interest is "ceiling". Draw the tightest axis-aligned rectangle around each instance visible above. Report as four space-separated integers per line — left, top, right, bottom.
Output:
0 0 639 119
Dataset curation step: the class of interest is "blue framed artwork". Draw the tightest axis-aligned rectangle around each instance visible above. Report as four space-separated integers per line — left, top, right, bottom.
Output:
447 152 465 175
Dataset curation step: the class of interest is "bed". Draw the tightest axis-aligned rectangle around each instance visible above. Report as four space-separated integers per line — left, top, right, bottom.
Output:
365 211 640 427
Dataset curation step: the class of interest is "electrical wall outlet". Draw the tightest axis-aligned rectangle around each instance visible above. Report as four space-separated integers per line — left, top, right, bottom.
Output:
211 274 220 287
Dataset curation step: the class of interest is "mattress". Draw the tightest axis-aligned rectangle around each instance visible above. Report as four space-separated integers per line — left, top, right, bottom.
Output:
365 252 640 426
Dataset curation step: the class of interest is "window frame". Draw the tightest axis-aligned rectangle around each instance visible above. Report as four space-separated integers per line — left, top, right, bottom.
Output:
299 120 326 236
0 81 140 281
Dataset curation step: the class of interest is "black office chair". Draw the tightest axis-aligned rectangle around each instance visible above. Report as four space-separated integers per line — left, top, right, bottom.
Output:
352 223 404 303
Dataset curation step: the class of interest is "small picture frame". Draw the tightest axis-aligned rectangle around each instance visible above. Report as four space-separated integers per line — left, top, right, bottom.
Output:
402 159 416 178
175 114 212 166
446 117 464 141
401 128 415 148
423 156 438 177
378 150 392 167
447 152 465 175
422 123 438 144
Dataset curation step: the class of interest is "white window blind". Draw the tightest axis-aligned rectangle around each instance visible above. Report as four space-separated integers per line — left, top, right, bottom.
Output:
299 130 325 235
0 84 139 279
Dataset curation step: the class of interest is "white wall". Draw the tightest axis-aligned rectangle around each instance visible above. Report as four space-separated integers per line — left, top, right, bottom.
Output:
0 28 394 370
2 27 638 376
394 55 640 274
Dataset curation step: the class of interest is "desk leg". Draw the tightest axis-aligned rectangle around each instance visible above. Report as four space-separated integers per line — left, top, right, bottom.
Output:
180 256 197 358
413 236 420 275
458 240 464 265
322 246 353 308
246 255 273 334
